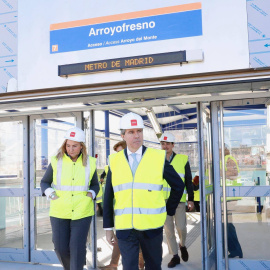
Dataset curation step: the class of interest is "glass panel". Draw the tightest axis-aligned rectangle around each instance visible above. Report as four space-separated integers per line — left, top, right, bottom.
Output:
222 106 267 186
201 104 215 254
222 103 270 259
0 197 23 248
35 117 76 188
226 196 270 260
35 197 53 250
0 121 23 188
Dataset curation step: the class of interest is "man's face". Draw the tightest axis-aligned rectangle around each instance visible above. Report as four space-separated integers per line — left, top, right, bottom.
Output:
161 141 174 155
121 128 143 152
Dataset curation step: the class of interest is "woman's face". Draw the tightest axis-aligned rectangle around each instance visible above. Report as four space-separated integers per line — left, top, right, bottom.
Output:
66 140 82 159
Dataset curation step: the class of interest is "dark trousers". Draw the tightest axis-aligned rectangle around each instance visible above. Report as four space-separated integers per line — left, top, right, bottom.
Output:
227 223 243 257
50 216 92 270
118 229 163 270
194 201 200 212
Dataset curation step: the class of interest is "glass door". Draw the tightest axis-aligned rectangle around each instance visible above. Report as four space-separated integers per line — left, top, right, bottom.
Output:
219 100 270 269
29 112 82 263
198 102 216 270
0 116 29 262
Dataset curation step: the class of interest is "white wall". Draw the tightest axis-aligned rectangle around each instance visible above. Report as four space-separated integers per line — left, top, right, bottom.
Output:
0 0 17 93
18 0 250 91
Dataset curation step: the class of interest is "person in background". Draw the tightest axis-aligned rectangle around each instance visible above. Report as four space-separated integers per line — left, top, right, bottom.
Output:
99 140 128 270
103 112 184 270
192 171 200 212
160 132 194 268
41 127 99 270
223 144 243 258
100 141 127 184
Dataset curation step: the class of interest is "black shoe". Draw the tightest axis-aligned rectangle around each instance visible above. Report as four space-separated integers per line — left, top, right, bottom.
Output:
228 252 243 258
180 246 189 262
168 256 180 268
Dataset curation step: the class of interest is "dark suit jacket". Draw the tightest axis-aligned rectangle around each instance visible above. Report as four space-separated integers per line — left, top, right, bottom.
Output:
103 145 184 239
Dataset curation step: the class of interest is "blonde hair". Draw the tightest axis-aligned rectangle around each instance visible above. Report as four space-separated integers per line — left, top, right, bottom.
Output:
56 139 88 166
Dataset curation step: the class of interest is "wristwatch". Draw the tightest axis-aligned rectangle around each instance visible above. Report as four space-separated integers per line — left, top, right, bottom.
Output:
49 193 56 200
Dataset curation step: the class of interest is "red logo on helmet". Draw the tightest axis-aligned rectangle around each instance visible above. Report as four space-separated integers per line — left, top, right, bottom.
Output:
131 120 137 126
70 132 76 137
164 136 167 140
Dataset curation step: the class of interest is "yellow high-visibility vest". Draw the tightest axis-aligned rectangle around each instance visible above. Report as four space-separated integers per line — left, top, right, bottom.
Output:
50 153 96 220
109 148 166 230
96 181 103 203
224 155 241 200
104 165 109 175
163 154 188 202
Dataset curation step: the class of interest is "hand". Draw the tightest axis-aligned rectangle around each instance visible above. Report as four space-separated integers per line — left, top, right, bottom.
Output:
106 230 118 246
50 192 59 200
187 201 194 211
87 192 93 199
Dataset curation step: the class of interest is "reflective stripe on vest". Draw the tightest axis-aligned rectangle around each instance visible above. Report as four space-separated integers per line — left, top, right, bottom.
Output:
52 156 91 191
96 182 103 203
163 154 188 202
114 206 166 216
50 154 96 220
110 148 166 230
113 182 163 193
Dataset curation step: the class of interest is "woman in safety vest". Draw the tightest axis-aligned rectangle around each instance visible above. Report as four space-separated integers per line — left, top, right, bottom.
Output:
41 127 99 270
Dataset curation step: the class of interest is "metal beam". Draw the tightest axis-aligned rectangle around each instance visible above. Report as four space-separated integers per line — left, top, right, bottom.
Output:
1 90 270 118
161 114 197 129
141 108 197 120
105 111 110 158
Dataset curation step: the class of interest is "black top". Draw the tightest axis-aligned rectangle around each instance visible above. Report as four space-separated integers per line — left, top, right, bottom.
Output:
100 170 106 179
103 146 185 239
40 157 100 197
171 152 194 202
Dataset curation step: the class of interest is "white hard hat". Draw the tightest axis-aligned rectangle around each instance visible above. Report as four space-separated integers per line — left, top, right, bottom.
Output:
64 127 85 143
119 112 145 129
195 171 199 177
159 132 175 143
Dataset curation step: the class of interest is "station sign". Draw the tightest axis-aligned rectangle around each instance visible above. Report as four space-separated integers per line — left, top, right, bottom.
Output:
58 51 186 76
50 3 202 54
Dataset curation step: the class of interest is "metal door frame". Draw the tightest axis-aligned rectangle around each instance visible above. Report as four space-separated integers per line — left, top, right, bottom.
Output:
29 112 83 263
0 116 29 262
218 99 270 269
198 102 216 270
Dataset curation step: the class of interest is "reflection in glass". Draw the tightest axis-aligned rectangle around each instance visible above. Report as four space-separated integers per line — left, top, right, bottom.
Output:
223 106 267 186
0 197 23 248
226 196 270 260
0 121 23 188
222 104 270 260
35 117 76 188
35 197 53 250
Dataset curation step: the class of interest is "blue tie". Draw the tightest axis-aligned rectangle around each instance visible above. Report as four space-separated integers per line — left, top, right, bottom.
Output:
131 153 139 175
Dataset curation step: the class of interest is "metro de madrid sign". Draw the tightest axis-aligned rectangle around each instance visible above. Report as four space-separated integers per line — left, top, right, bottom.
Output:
50 2 202 54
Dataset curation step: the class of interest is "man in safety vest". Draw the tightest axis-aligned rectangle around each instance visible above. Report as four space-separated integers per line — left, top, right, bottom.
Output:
160 132 194 268
103 112 184 270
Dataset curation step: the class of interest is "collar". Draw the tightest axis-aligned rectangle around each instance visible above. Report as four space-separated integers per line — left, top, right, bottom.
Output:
127 145 143 156
64 152 82 162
